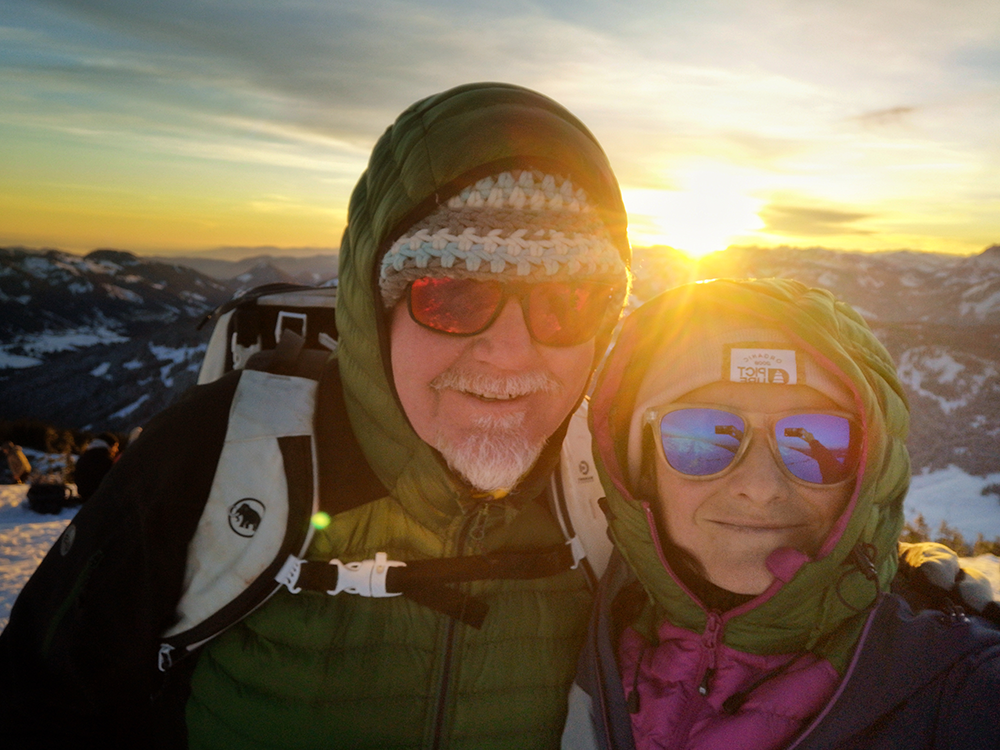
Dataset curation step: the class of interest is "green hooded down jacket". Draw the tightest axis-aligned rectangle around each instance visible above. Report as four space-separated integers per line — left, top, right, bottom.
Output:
183 83 631 749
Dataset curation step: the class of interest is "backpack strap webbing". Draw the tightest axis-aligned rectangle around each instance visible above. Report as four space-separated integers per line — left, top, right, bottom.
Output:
247 328 387 516
276 543 575 629
313 357 389 517
245 329 330 382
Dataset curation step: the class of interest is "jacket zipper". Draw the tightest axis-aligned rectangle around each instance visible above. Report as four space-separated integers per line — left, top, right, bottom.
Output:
429 500 494 750
667 610 724 749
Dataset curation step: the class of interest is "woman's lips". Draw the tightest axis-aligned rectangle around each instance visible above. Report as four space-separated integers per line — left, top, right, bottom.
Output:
710 519 806 534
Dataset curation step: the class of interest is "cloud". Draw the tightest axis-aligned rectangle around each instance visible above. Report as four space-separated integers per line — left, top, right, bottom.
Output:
849 106 918 127
23 0 613 140
759 204 875 237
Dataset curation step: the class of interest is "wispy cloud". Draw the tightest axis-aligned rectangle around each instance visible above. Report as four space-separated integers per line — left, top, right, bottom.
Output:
850 106 918 127
759 204 875 237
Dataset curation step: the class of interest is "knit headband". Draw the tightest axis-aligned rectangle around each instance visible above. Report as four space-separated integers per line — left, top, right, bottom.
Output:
379 170 628 308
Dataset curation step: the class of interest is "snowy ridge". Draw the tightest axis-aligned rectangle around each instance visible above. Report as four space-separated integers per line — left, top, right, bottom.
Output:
0 248 234 430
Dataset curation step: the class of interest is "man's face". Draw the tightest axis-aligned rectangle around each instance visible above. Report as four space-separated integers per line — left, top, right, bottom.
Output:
653 381 855 595
390 291 595 491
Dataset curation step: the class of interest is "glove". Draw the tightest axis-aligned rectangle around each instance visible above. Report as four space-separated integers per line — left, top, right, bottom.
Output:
898 541 998 623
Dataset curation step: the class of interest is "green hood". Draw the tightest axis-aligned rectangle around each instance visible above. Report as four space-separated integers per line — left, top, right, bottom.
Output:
589 278 910 672
335 82 631 530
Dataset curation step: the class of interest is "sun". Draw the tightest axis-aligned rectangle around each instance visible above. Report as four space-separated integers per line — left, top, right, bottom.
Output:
622 165 765 259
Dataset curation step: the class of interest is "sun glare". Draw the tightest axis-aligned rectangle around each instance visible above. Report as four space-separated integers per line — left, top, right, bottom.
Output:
623 165 765 259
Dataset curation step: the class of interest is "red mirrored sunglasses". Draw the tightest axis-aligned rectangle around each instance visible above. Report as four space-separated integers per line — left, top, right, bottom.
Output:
407 276 616 347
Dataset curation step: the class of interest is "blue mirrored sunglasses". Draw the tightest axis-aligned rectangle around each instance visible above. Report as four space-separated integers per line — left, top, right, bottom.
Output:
645 405 862 485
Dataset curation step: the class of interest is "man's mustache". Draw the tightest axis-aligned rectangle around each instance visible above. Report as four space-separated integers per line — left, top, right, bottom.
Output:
430 369 560 399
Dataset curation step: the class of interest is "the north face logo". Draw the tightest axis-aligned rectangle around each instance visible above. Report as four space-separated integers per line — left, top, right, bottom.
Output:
229 498 265 537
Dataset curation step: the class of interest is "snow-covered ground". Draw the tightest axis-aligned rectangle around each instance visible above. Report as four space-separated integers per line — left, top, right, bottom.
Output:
0 484 75 628
1 465 998 631
905 466 1000 542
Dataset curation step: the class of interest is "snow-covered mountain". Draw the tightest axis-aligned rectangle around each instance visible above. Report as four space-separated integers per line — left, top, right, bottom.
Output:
1 244 998 478
634 244 1000 326
0 247 237 431
0 247 343 432
150 252 338 284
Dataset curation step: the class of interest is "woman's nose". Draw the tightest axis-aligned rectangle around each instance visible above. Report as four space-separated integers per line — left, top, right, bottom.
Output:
730 433 791 503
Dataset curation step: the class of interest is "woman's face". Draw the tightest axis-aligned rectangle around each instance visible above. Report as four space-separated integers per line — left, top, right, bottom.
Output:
652 381 856 595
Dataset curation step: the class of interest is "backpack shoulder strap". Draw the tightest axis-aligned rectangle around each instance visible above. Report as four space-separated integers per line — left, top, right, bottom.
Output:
158 364 321 670
313 358 389 516
549 399 613 581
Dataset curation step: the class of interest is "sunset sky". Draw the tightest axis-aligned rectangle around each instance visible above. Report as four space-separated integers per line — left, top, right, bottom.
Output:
1 0 998 259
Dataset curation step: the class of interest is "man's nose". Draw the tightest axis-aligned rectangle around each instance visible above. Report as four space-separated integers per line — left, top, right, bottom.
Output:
472 298 539 365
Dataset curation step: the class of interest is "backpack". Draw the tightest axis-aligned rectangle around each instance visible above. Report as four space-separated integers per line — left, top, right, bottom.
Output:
27 482 73 515
197 282 338 384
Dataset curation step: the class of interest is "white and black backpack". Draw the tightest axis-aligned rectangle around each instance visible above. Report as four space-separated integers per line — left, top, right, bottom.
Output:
197 282 338 384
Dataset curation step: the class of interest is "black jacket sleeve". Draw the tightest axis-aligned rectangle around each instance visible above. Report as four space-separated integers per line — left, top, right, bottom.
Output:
0 374 240 748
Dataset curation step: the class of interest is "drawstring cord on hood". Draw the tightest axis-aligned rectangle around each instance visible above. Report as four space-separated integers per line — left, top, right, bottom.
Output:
835 542 881 614
719 543 879 715
626 640 647 714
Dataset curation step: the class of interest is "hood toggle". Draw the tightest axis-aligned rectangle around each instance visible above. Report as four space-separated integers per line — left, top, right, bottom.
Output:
834 542 881 614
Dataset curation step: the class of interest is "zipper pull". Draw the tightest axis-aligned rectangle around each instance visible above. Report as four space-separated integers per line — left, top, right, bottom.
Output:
702 612 722 649
468 502 492 543
698 612 723 697
698 667 715 696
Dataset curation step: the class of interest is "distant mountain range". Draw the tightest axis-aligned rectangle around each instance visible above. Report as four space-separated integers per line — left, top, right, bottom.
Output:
1 243 998 477
147 252 338 284
0 246 336 431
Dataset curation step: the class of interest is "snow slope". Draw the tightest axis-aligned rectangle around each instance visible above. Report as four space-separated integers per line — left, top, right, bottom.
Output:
906 467 1000 542
0 483 74 628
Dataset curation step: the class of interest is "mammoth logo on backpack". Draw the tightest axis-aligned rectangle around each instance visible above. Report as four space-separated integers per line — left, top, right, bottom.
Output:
156 356 320 672
228 499 264 537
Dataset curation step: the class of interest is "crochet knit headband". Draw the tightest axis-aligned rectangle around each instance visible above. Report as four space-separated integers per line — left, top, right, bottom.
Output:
379 170 628 308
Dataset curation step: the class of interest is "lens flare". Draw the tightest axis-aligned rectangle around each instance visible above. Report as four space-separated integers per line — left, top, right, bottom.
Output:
311 511 332 530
